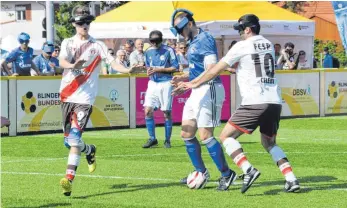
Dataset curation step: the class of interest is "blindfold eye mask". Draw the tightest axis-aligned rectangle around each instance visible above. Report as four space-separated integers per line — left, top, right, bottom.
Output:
149 37 162 44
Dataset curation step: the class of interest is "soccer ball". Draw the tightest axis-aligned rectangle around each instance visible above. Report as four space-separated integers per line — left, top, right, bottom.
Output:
186 171 207 189
21 91 37 114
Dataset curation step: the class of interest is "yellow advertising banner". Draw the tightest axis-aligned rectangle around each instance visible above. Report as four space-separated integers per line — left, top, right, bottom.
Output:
16 77 130 133
277 71 320 116
325 71 347 114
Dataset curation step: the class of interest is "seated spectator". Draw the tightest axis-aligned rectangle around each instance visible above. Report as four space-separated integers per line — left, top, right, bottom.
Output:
323 47 333 68
124 40 134 66
1 32 41 76
32 41 60 76
277 42 298 70
296 50 309 70
228 40 237 50
109 50 128 74
176 42 189 72
129 39 145 67
52 45 60 58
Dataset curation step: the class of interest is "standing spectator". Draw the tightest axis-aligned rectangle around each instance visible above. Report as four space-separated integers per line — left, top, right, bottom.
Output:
274 43 282 69
1 117 10 128
32 41 60 76
101 48 115 74
129 39 145 67
296 50 309 70
176 42 189 72
323 47 333 68
277 42 298 70
124 40 134 66
1 48 9 76
228 40 238 50
109 50 128 74
1 32 41 76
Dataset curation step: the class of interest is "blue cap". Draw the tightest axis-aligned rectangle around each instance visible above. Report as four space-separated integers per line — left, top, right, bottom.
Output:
18 32 30 41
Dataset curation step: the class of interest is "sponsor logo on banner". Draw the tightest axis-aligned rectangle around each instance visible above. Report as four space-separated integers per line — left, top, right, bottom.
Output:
220 24 233 29
261 24 274 29
109 89 119 102
292 85 311 96
298 25 309 30
283 24 290 31
326 77 347 114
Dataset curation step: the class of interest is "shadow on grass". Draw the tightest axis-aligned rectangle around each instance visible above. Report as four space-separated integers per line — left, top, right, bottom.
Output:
73 182 182 199
9 202 72 208
245 175 346 196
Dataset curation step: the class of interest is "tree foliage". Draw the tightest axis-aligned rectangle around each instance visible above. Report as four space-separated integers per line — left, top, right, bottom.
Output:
271 1 306 13
54 2 90 44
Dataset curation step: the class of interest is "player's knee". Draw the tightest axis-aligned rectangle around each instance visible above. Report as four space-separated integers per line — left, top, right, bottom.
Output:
181 131 194 139
198 128 213 141
64 128 84 149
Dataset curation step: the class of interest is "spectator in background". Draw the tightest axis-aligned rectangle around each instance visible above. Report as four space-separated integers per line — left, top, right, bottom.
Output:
52 45 60 58
1 32 41 76
1 116 10 128
176 42 189 72
101 48 115 74
0 48 9 76
109 49 128 74
323 47 333 68
277 42 298 70
274 43 282 69
32 41 60 76
166 39 177 50
296 50 309 70
124 40 134 66
129 39 145 68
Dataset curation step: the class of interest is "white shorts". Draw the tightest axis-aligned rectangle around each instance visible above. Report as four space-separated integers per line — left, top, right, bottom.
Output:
143 80 173 111
182 82 225 128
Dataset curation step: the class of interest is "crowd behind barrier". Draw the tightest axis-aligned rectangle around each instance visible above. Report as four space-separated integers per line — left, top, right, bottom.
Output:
1 69 346 136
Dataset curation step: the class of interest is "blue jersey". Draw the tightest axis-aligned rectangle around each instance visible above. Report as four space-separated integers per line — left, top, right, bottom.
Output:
5 47 34 76
145 44 179 82
187 29 221 83
33 54 59 74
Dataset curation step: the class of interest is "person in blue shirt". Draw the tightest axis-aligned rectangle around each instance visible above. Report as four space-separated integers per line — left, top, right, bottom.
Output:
1 32 41 76
170 9 236 191
32 41 60 76
142 30 179 149
323 47 333 68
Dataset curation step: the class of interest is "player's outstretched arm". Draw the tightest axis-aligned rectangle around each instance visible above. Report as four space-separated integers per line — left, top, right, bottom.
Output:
191 61 229 88
110 60 136 74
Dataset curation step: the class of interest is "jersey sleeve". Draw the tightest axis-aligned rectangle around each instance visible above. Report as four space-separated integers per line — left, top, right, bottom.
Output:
221 42 243 67
5 49 18 63
144 51 150 67
168 48 179 70
32 56 41 71
59 39 69 60
201 34 218 69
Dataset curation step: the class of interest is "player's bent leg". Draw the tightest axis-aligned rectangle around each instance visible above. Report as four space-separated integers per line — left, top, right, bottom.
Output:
220 122 260 193
143 107 158 148
163 110 172 148
261 134 300 192
199 127 236 191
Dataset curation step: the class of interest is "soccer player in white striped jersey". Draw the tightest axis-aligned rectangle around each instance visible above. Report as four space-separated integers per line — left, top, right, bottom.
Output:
174 14 300 193
58 5 140 196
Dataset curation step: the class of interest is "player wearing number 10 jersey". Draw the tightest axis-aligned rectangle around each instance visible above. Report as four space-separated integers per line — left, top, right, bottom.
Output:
174 14 300 193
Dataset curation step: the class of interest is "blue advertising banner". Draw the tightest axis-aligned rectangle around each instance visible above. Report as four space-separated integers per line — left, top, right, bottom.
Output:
332 1 347 54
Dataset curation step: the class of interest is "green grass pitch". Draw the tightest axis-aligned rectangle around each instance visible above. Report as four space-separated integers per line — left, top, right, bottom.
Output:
1 116 347 207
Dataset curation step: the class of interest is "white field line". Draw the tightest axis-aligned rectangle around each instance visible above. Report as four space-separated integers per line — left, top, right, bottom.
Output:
2 151 347 164
1 171 347 191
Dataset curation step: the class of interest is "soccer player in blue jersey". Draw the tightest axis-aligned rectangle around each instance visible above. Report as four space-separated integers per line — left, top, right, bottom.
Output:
170 9 237 191
32 41 60 76
142 30 179 148
1 32 41 76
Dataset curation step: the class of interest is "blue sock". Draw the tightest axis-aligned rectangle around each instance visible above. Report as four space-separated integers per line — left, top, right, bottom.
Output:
145 117 156 140
184 137 206 173
203 137 231 177
164 119 172 142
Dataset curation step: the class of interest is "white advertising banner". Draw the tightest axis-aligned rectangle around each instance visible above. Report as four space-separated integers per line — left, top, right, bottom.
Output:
1 79 9 134
16 77 130 133
325 71 347 115
277 71 320 116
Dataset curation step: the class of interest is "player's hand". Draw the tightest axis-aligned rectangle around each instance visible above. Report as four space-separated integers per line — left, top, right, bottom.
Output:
172 82 193 96
147 67 156 76
12 73 19 76
171 75 185 87
280 49 288 56
73 59 87 69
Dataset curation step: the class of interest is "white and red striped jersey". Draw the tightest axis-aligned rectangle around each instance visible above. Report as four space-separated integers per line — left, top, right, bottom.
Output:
59 35 111 105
